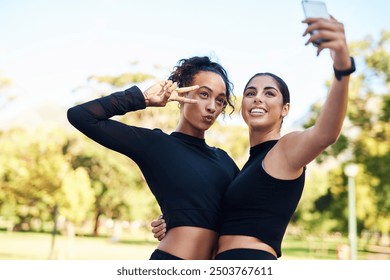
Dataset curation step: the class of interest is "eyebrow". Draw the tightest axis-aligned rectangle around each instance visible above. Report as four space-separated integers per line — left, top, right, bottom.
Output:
264 86 279 92
244 86 279 92
198 86 226 96
198 85 213 92
244 86 257 91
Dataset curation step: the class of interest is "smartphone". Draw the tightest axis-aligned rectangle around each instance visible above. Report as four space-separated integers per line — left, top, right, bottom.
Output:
301 1 330 45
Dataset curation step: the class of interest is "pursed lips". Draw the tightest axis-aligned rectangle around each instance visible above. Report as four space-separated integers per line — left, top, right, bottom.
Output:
203 115 214 122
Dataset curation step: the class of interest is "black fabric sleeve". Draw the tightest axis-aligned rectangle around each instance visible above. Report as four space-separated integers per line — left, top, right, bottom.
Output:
67 86 154 161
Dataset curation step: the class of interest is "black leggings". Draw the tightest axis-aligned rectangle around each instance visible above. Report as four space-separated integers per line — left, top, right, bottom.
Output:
149 249 184 260
214 248 277 260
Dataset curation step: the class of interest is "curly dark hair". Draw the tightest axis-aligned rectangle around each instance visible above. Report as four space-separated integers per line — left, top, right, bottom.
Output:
168 56 235 115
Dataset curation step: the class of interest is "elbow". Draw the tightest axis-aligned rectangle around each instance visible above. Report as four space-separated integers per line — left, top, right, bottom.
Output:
327 135 339 146
313 123 342 148
319 133 340 148
67 106 78 126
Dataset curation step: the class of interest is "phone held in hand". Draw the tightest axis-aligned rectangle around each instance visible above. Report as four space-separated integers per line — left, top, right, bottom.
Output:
301 0 330 45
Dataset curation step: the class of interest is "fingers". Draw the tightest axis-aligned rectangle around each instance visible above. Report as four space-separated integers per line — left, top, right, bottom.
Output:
159 80 176 100
302 18 341 37
151 222 166 241
151 222 166 234
150 215 164 226
176 85 199 93
146 81 197 107
156 232 166 241
151 219 164 228
302 17 347 56
166 81 178 94
168 96 198 104
151 216 166 241
167 84 199 104
305 29 339 46
153 228 166 241
162 82 199 96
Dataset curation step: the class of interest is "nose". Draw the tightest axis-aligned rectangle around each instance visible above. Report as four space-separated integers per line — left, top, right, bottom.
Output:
206 100 216 113
254 93 263 103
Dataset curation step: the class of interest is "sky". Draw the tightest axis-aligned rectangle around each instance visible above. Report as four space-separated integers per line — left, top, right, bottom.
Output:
0 0 389 130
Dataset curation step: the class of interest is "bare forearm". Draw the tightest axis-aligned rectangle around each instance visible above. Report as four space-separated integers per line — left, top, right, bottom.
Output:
313 74 349 146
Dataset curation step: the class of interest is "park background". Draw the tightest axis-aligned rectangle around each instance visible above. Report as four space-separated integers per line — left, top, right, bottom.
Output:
0 0 389 260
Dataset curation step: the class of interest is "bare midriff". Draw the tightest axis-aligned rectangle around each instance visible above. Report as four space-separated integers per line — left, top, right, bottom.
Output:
216 235 277 258
157 226 218 260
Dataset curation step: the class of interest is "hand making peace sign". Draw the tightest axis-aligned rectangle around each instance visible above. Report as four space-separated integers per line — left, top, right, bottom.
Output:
143 80 199 107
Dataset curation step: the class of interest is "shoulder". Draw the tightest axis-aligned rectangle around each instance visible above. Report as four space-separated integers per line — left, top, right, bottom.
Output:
216 147 237 163
264 133 305 180
215 147 231 156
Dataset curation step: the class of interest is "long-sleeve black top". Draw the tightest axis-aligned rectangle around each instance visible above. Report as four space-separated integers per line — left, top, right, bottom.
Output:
67 86 239 231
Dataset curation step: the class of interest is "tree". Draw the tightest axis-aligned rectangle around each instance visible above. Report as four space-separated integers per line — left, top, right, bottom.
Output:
351 31 390 234
66 133 159 236
0 127 74 230
59 167 95 224
301 30 390 237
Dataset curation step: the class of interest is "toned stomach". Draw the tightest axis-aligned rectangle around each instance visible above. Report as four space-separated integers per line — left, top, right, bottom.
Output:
217 235 277 258
157 226 218 260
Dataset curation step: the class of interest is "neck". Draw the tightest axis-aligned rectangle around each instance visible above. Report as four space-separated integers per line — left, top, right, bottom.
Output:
175 123 205 139
248 128 280 147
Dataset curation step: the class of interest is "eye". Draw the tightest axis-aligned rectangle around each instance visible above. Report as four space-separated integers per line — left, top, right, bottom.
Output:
265 90 276 97
199 91 209 98
244 91 256 97
216 98 226 106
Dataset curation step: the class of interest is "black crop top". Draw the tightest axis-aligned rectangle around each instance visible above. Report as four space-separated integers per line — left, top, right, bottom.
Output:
219 140 305 257
67 86 239 231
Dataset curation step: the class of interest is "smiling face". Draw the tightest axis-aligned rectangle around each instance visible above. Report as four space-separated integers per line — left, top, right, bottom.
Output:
177 71 227 138
241 75 290 133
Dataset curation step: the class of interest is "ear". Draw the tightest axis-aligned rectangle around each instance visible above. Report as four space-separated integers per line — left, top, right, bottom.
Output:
281 103 290 117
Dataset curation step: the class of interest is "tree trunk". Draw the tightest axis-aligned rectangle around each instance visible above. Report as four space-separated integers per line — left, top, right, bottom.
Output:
93 210 102 236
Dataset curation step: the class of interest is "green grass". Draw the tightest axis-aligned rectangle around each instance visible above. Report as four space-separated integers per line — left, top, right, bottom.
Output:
281 235 390 260
0 231 388 260
0 231 158 260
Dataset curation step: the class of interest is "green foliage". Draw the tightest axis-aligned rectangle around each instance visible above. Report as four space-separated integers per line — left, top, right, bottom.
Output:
381 94 390 121
59 167 95 223
208 120 249 168
66 133 156 234
0 125 160 235
293 167 337 233
301 30 390 238
0 127 72 230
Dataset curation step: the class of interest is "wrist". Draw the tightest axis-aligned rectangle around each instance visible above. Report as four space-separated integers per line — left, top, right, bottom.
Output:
143 92 150 107
333 56 356 81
